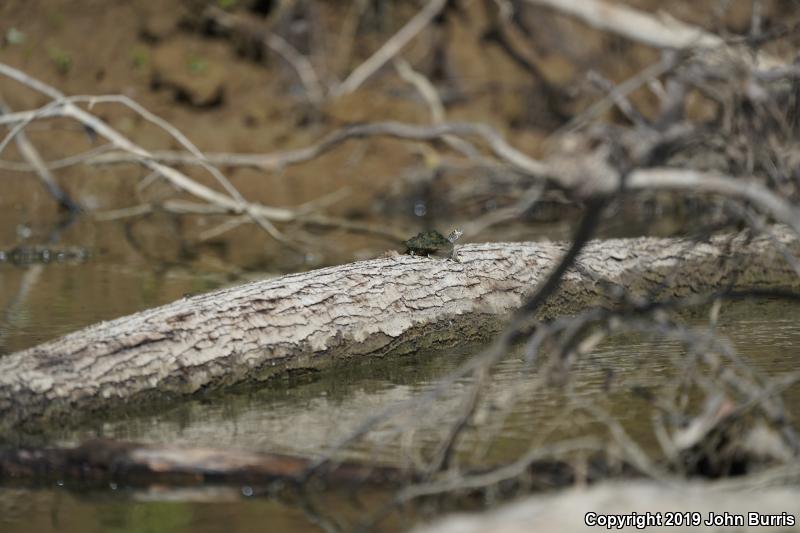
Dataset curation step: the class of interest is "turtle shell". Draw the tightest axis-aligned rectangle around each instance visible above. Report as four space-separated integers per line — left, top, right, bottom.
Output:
404 230 454 256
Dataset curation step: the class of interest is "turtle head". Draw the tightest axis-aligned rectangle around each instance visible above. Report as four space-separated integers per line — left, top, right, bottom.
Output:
447 229 463 243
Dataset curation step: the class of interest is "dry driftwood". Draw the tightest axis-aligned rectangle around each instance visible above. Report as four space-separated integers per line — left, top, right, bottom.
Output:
1 228 799 432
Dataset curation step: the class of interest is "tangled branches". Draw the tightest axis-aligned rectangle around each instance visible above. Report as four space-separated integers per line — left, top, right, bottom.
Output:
2 0 800 528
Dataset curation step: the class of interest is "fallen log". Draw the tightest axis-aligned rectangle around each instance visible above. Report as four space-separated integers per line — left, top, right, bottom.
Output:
1 228 799 431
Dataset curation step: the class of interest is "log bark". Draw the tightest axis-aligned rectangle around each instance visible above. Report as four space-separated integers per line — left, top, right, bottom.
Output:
1 228 799 431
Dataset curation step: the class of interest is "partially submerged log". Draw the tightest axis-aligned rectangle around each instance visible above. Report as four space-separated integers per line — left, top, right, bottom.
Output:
1 228 799 431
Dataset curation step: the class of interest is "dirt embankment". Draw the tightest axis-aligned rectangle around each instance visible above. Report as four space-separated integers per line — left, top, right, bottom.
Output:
2 1 790 267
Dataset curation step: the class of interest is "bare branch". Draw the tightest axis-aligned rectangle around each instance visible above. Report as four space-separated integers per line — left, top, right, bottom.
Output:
0 97 80 211
524 0 782 69
82 121 550 178
334 0 449 96
526 0 721 50
627 168 800 235
203 6 325 104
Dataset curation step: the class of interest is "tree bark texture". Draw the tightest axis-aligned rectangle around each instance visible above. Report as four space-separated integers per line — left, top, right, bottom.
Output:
1 228 798 431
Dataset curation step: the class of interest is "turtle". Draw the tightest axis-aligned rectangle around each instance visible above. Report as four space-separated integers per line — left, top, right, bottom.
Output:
404 229 463 260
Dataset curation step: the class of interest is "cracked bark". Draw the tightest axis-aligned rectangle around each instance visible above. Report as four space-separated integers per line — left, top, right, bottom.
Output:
1 228 799 431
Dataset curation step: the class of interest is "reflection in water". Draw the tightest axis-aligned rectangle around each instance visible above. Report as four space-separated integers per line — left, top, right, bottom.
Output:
0 488 344 533
0 262 230 355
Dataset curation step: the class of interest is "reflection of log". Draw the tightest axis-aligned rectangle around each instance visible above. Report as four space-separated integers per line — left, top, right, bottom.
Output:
0 439 405 488
1 228 799 431
0 438 624 495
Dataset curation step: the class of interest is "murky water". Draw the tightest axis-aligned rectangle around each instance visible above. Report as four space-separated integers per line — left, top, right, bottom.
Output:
0 490 323 533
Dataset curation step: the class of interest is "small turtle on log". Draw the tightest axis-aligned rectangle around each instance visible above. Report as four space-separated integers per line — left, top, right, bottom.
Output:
404 229 463 260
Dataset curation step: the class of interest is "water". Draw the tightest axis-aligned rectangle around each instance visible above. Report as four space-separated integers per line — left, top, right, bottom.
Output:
0 490 340 533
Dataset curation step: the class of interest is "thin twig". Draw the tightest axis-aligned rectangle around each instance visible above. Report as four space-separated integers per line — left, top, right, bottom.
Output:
524 0 781 69
81 121 549 178
393 57 480 158
627 168 800 235
334 0 449 96
0 143 115 171
0 97 80 211
203 6 325 104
